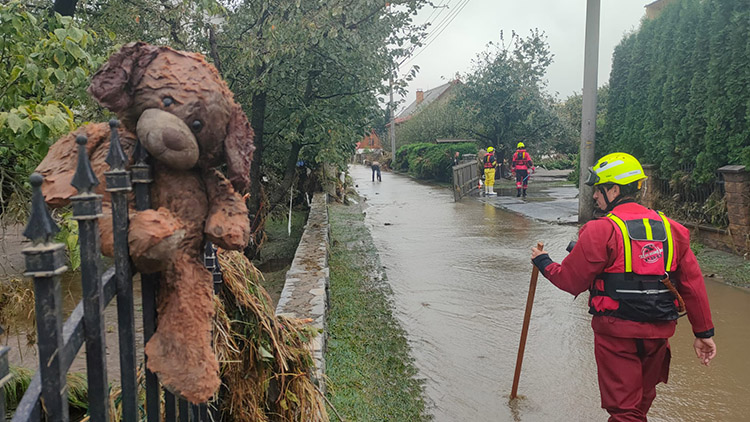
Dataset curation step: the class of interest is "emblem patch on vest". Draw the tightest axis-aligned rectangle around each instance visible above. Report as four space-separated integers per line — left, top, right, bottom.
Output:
639 243 663 263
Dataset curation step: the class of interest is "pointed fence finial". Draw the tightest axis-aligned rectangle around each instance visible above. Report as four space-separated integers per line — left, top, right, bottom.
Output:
132 139 148 165
23 173 59 244
106 119 127 170
71 135 99 193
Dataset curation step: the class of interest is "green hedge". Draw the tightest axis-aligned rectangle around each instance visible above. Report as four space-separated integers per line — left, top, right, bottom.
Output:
602 0 750 185
393 142 479 182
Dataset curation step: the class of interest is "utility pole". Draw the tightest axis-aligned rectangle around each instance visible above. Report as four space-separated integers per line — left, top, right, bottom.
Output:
389 72 396 155
579 0 600 223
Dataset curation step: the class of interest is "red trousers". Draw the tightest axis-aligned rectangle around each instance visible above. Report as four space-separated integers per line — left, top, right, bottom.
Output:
594 333 671 422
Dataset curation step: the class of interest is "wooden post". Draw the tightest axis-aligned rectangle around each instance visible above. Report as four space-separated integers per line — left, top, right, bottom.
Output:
510 242 544 399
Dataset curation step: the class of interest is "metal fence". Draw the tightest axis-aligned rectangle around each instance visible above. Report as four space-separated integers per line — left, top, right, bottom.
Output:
0 120 217 421
452 159 480 201
655 165 727 227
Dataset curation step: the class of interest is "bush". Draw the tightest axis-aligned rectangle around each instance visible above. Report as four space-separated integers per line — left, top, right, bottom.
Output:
393 142 479 182
537 154 575 170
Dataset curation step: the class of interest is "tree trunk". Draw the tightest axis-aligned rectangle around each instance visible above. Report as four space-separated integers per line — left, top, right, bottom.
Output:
266 142 303 216
245 88 267 259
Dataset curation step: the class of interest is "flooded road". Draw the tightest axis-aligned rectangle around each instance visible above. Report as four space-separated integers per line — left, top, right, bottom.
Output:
351 164 750 422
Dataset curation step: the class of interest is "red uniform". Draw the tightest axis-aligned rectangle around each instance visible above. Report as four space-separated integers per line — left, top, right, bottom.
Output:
533 202 714 422
511 149 534 192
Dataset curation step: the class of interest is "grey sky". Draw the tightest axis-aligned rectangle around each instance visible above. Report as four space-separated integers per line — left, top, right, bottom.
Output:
395 0 647 110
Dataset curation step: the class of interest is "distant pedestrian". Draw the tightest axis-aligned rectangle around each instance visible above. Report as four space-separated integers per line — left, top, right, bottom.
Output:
453 151 460 166
511 142 535 197
483 147 497 195
371 161 381 182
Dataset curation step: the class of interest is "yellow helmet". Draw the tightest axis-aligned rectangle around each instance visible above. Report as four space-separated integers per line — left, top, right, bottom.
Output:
585 152 647 187
517 142 525 149
487 147 494 153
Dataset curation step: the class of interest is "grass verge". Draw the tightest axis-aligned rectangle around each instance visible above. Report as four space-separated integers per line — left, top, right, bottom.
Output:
692 241 750 289
325 198 430 421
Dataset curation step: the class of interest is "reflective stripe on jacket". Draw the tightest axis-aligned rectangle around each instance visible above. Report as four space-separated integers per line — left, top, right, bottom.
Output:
484 153 496 168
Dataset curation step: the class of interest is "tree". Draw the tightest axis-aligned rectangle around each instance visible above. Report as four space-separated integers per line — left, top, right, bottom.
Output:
212 0 429 256
0 1 104 220
452 30 563 161
556 85 608 155
395 88 471 149
602 0 750 184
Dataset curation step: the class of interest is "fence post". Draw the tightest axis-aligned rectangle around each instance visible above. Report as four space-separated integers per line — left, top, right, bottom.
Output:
130 141 163 421
70 135 110 422
1 345 10 422
104 120 139 421
719 165 750 254
22 173 69 422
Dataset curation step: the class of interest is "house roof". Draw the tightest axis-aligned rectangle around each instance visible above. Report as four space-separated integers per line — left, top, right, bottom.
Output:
395 80 456 122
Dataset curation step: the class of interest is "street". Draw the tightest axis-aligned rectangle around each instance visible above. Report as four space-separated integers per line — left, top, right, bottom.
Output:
351 163 750 422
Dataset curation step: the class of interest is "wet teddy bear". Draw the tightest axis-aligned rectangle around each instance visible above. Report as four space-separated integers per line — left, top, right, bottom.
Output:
36 42 255 403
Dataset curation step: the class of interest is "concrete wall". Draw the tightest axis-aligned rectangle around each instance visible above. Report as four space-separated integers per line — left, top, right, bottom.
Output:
275 192 330 391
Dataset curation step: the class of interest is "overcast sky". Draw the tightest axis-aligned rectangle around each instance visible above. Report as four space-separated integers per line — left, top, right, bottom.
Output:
394 0 648 111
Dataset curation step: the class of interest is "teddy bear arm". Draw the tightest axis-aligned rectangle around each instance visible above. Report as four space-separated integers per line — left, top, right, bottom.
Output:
128 208 185 273
203 169 250 250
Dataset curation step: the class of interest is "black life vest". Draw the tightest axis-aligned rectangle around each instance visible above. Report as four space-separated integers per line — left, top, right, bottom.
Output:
588 210 680 322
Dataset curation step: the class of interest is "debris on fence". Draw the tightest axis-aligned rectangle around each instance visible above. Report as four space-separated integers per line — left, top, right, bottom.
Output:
213 250 327 422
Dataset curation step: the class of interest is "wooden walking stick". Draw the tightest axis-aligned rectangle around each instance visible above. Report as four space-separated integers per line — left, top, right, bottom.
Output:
510 242 543 400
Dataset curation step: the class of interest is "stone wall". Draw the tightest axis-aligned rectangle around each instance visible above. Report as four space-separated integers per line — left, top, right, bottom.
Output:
642 164 750 255
275 192 330 391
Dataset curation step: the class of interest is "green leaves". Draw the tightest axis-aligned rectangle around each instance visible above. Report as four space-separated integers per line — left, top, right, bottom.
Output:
0 1 104 219
452 30 562 158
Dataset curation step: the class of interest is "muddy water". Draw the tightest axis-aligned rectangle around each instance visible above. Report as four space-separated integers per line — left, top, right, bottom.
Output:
351 164 750 422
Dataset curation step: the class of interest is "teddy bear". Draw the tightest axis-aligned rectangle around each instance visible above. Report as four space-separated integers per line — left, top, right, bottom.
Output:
35 42 255 403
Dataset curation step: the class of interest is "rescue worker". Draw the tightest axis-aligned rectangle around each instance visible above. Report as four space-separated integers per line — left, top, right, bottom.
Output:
511 142 534 197
530 152 716 422
483 147 497 195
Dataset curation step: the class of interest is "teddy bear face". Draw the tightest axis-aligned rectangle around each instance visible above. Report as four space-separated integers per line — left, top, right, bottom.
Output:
88 42 254 193
126 51 234 170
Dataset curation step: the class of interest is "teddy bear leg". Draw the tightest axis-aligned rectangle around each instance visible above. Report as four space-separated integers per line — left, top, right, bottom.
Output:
203 169 250 250
144 251 219 403
128 208 185 273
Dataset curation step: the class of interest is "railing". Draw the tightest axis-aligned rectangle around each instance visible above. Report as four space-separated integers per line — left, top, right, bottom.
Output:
0 120 217 421
452 160 480 201
655 166 727 228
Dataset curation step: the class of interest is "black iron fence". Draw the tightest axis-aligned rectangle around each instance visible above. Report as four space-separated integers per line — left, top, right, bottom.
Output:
0 120 217 421
654 165 728 228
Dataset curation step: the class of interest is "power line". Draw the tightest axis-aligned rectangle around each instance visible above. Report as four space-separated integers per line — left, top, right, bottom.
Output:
400 0 472 67
418 0 463 48
421 0 452 29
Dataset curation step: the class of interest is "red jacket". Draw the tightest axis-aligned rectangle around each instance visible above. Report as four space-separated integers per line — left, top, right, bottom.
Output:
536 202 714 339
512 149 533 170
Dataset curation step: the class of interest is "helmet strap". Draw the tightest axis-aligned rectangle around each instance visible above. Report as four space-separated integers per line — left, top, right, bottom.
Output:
598 185 635 213
598 186 612 211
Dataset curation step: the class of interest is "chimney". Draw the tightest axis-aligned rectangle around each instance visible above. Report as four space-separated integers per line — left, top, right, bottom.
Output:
416 89 424 105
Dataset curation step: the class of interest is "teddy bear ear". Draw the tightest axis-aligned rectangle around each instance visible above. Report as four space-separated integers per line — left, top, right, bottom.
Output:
224 104 255 194
88 42 160 112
